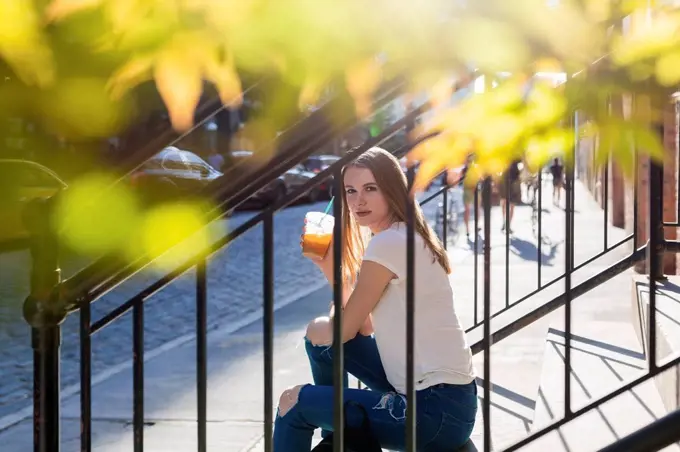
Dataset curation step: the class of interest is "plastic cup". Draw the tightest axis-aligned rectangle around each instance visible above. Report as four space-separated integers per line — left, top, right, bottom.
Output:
302 212 334 259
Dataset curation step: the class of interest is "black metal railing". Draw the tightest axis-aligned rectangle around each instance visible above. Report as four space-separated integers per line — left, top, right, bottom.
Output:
20 80 680 452
21 75 425 452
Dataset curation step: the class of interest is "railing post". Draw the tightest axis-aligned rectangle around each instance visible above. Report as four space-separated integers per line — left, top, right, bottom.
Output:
22 195 66 452
481 176 492 452
648 138 666 282
405 112 418 451
332 166 345 452
442 182 448 249
648 126 666 372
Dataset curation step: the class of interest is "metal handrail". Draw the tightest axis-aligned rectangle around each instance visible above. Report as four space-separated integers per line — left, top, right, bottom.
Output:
598 406 680 452
26 63 679 452
506 348 680 451
463 233 635 335
468 246 646 355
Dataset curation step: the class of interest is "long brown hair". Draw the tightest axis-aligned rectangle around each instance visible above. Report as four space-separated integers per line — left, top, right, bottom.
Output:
340 147 451 284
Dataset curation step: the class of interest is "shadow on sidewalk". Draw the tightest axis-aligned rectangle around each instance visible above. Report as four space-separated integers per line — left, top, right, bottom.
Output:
509 237 562 265
465 233 561 264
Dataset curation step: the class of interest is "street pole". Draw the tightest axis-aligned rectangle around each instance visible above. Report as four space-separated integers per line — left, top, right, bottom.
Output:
22 195 66 452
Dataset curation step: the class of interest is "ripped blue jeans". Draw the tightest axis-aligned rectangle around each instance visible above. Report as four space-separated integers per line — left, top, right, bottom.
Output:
273 334 477 451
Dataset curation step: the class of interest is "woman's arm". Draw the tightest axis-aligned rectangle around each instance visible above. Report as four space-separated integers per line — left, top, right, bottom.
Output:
339 261 393 341
315 255 381 337
329 300 374 336
311 260 392 344
315 259 352 307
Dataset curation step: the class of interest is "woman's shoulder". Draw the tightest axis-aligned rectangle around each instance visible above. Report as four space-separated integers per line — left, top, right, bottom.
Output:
365 223 431 256
370 224 407 244
365 224 405 255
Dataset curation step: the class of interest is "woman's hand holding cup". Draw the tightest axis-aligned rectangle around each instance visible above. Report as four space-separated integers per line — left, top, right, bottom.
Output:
300 212 335 270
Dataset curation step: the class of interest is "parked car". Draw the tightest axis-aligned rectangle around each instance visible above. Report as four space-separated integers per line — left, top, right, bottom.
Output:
282 164 324 203
301 154 341 198
227 149 288 209
129 147 223 206
0 160 67 250
303 154 341 173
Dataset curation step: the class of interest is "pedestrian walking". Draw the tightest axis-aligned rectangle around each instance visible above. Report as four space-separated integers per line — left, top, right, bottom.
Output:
549 158 564 206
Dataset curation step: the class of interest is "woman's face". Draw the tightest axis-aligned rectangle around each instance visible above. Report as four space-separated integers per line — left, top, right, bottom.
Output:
343 166 392 232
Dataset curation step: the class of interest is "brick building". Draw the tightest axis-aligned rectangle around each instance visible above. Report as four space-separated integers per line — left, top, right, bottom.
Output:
576 96 679 274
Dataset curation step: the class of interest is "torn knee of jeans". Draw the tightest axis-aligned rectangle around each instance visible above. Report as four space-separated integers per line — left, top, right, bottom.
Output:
278 385 304 417
305 317 332 346
372 392 407 421
304 339 333 361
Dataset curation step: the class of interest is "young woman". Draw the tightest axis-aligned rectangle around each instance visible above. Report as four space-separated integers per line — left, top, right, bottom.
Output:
274 147 477 451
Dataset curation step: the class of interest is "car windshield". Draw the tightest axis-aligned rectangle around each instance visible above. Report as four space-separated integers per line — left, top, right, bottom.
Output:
154 148 186 170
159 158 189 171
181 151 211 167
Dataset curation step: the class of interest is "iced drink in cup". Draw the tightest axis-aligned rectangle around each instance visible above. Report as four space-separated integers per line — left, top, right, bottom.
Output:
302 211 334 259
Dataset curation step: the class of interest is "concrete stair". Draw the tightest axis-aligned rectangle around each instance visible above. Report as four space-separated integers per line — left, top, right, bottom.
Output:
632 276 680 414
461 251 680 451
467 315 550 451
524 270 680 452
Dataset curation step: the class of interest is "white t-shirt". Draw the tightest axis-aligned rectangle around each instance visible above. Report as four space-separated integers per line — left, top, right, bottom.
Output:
362 222 475 393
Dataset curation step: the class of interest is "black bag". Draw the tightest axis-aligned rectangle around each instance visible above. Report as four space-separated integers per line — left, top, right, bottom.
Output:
311 401 382 451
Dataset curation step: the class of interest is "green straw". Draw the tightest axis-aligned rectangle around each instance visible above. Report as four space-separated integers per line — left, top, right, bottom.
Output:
322 196 334 216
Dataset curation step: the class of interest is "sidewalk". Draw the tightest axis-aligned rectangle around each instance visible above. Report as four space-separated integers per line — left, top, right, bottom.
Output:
0 180 630 451
443 178 629 330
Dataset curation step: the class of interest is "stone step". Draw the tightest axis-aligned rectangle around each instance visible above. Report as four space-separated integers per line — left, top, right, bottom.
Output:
528 271 680 452
469 313 550 451
632 275 680 414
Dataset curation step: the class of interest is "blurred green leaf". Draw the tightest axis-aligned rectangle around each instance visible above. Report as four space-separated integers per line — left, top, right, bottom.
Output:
0 0 675 194
41 77 133 138
0 0 54 87
655 49 680 85
46 0 102 22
